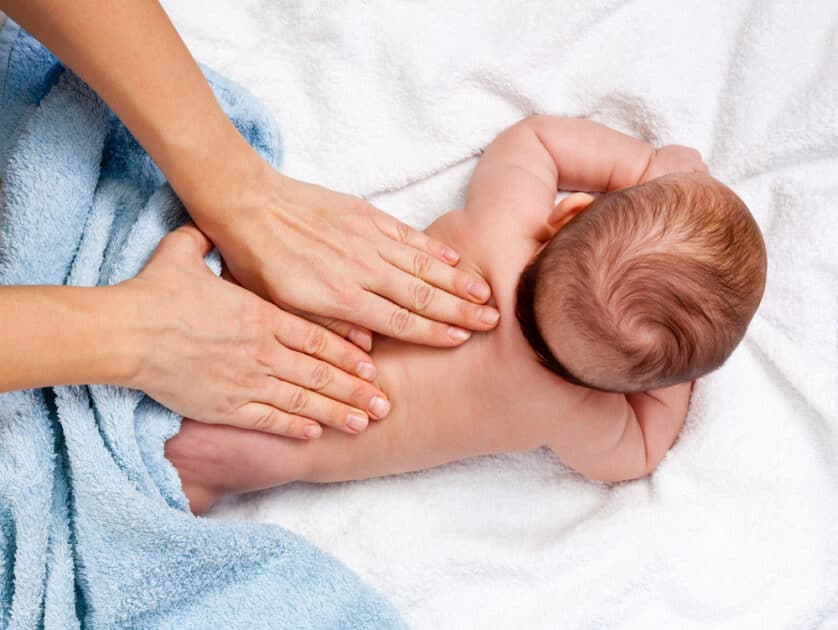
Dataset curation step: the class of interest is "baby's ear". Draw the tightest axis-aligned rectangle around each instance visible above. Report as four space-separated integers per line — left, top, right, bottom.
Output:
547 193 595 235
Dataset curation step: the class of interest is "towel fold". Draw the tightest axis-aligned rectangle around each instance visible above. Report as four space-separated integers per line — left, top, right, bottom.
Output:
0 23 403 629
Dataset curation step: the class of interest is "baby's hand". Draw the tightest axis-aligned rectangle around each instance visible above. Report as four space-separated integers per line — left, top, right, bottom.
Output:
640 145 709 182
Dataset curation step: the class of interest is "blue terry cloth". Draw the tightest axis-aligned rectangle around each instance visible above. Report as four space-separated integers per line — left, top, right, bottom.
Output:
0 22 405 629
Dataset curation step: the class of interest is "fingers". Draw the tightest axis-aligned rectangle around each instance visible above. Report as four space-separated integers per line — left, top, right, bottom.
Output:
257 378 375 436
358 227 499 344
379 240 492 304
376 215 463 266
272 346 389 423
228 333 389 439
230 402 324 439
346 326 374 352
269 310 389 433
371 260 500 336
351 290 482 347
311 317 373 353
285 309 374 352
659 146 708 176
274 309 376 380
684 147 707 172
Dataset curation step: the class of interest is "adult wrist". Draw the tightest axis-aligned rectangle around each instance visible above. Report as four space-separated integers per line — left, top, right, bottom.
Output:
98 282 157 390
160 117 279 241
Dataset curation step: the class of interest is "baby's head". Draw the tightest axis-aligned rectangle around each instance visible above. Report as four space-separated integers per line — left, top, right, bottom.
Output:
516 173 767 393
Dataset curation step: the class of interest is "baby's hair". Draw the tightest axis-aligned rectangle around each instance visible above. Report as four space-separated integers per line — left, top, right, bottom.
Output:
517 174 767 393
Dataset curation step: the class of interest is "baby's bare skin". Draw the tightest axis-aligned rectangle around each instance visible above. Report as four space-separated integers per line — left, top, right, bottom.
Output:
167 116 700 514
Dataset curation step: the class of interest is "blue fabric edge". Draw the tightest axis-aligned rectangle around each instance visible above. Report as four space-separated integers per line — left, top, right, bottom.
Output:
0 18 21 107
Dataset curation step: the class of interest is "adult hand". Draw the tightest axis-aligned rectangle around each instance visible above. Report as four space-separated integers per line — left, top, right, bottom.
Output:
186 158 501 349
4 0 499 349
115 224 388 439
640 145 709 182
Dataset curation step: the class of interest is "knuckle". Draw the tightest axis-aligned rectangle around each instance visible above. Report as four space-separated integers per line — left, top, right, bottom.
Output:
310 362 332 390
411 282 434 311
244 300 272 333
412 252 432 277
303 325 328 356
254 340 278 371
320 317 341 333
396 221 411 243
232 371 257 392
218 393 240 418
331 290 357 316
388 306 412 336
252 411 279 433
286 386 310 414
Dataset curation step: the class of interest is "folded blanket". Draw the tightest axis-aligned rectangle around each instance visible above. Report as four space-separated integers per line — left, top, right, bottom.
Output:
0 22 403 629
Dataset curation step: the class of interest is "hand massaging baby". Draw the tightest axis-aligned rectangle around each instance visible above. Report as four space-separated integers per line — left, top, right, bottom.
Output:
166 116 767 514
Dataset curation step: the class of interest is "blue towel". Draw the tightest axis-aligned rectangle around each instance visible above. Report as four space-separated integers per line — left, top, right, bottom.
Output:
0 22 404 629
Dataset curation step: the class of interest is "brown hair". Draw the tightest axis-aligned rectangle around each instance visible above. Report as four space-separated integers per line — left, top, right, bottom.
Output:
516 174 767 393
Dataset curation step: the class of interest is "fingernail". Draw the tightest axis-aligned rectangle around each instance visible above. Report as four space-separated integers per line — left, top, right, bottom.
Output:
348 328 373 352
448 326 471 341
441 247 460 264
356 361 377 381
468 281 491 302
368 396 391 418
346 412 368 432
304 424 322 439
478 307 500 325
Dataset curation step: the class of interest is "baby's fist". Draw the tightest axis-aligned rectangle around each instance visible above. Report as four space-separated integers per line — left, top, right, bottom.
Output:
640 145 709 182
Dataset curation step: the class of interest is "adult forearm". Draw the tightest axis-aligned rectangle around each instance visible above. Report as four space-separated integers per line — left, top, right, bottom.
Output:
0 285 140 392
0 0 256 225
1 1 498 348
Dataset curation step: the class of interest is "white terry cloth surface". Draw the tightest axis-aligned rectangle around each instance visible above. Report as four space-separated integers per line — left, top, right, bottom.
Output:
163 2 838 627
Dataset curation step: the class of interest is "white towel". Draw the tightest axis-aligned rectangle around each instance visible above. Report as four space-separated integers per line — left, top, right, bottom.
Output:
164 1 838 627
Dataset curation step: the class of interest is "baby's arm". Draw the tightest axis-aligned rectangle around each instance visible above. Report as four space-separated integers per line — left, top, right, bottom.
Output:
549 382 693 483
465 115 705 233
465 116 653 223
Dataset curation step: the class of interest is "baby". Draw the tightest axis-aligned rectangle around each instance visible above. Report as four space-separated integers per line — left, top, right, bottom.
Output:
166 116 767 514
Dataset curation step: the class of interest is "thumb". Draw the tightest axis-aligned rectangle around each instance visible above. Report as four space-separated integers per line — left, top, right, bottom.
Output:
157 222 215 262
